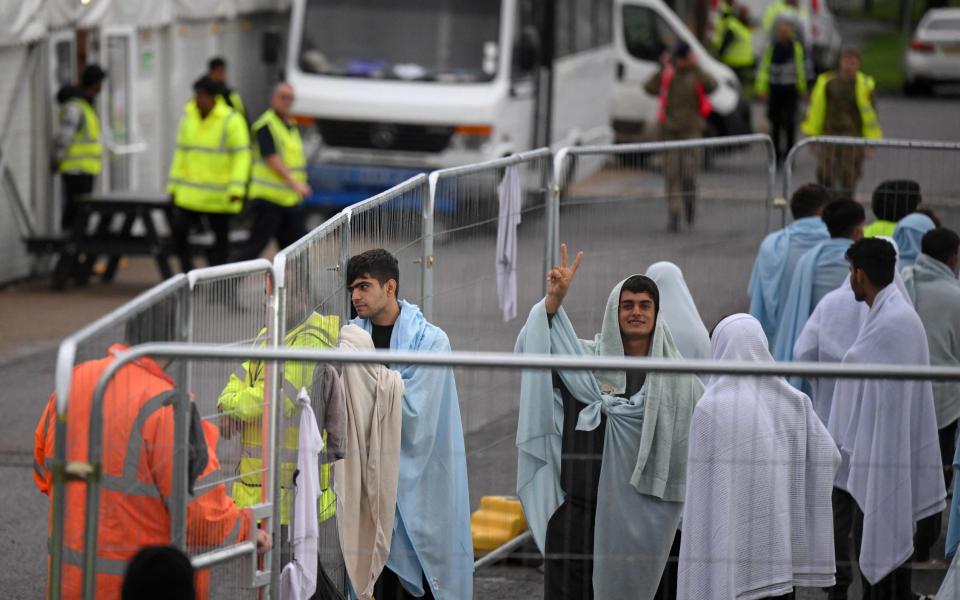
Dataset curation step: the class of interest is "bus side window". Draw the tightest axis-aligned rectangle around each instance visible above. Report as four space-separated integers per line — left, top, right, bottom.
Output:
622 5 677 61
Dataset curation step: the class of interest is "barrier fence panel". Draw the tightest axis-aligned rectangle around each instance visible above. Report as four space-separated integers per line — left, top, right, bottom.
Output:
91 345 960 599
553 135 777 332
48 275 190 599
349 174 430 312
271 208 357 596
185 261 278 598
783 137 960 227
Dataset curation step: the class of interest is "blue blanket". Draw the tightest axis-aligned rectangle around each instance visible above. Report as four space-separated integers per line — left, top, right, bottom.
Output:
515 282 702 598
748 217 829 339
773 237 853 363
352 301 472 599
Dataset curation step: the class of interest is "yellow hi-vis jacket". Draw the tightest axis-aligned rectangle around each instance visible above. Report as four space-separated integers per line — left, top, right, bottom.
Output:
217 312 340 525
755 39 808 95
762 0 810 33
713 15 755 69
59 98 102 175
801 71 883 139
225 90 246 122
167 97 251 214
248 109 307 207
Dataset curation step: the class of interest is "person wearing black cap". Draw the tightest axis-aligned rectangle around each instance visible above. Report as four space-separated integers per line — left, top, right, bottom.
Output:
167 76 251 271
207 56 246 123
51 64 107 232
863 179 922 238
644 42 717 232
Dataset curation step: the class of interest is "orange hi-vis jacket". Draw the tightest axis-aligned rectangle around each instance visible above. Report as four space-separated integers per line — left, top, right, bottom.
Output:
34 345 252 599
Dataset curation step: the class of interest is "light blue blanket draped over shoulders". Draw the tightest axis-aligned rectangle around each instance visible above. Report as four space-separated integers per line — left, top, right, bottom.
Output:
773 237 853 362
515 277 703 598
352 300 472 600
748 217 829 339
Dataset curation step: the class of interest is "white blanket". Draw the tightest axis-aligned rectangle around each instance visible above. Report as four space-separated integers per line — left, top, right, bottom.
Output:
679 314 839 599
828 283 946 584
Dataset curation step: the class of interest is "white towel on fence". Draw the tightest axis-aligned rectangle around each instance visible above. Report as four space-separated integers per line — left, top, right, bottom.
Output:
496 164 522 322
281 387 325 600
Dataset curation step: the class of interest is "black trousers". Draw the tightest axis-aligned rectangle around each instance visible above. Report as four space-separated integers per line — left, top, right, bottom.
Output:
827 488 913 600
767 86 799 163
61 173 94 231
543 499 681 600
372 567 434 600
171 207 232 272
232 198 307 262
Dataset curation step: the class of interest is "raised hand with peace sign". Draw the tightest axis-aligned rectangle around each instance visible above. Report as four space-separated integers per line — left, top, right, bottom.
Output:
545 243 583 315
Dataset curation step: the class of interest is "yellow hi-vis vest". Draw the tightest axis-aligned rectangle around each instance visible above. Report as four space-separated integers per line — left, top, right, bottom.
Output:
801 71 883 139
248 110 307 207
167 97 251 214
714 15 755 69
217 312 340 525
59 98 102 175
755 39 808 96
762 0 810 33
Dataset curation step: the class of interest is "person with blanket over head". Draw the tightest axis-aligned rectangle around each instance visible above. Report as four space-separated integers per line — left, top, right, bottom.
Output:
515 244 704 600
345 249 472 600
679 313 840 600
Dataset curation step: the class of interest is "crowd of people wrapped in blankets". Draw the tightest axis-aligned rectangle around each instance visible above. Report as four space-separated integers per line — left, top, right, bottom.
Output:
34 178 960 600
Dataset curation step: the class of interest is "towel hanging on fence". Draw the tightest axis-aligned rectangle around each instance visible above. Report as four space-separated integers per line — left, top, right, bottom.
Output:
280 388 325 600
496 164 522 322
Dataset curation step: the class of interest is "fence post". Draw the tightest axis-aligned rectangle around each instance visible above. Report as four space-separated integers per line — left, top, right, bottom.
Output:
550 147 570 270
424 173 438 321
763 136 777 234
340 209 352 324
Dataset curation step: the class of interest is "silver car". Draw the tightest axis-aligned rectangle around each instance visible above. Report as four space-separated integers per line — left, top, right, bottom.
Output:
904 8 960 94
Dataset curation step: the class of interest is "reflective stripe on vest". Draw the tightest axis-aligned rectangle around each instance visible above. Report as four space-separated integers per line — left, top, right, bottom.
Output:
225 313 340 525
248 109 307 207
756 40 808 95
802 71 882 139
169 99 249 214
59 98 102 175
48 389 175 579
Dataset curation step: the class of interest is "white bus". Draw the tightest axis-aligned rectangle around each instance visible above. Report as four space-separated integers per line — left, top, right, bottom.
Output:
286 0 616 208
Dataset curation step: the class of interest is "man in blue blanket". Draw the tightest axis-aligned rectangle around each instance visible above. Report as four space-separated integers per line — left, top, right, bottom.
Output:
347 249 472 600
516 244 704 600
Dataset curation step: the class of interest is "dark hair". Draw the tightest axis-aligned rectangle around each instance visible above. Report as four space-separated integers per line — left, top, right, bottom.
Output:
871 179 921 221
620 275 660 314
192 75 221 96
81 64 107 87
845 238 896 288
346 249 400 294
822 199 866 238
921 228 960 265
122 546 195 600
208 57 227 71
790 183 831 219
672 41 692 60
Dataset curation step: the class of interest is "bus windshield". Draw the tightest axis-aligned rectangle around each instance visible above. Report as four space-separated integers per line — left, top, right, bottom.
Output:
298 0 502 83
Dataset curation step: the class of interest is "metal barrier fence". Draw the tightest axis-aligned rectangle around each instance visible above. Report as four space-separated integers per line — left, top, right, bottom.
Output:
89 344 960 599
46 261 278 600
552 134 777 330
783 137 960 227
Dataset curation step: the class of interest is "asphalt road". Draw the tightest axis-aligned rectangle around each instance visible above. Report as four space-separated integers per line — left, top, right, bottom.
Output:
2 93 960 599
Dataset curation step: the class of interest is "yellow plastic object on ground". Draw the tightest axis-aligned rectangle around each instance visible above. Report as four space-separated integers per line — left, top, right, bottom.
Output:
471 495 529 555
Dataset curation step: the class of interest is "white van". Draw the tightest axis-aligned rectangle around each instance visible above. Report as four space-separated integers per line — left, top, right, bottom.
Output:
286 0 616 209
612 0 750 142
